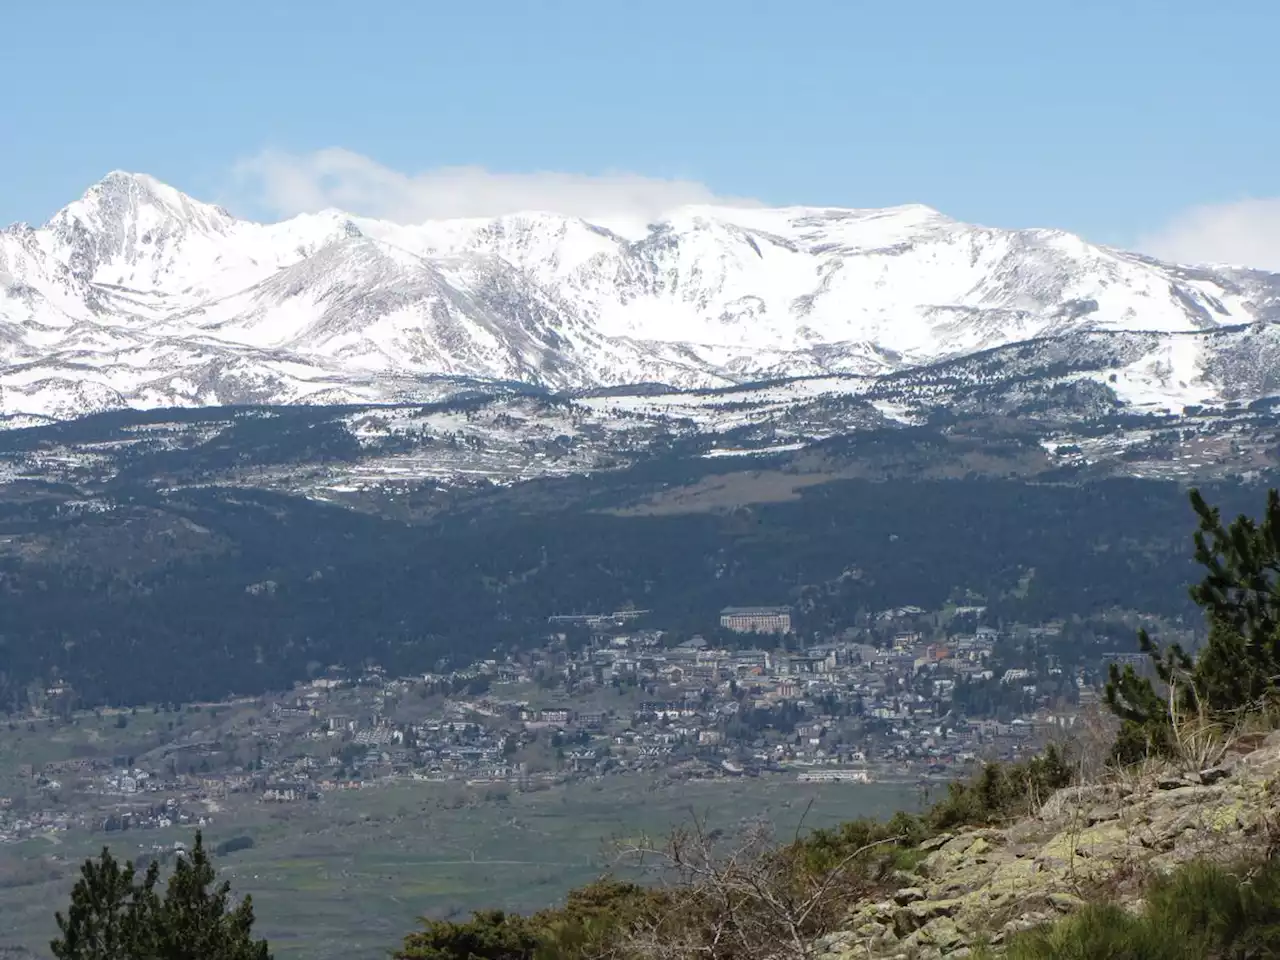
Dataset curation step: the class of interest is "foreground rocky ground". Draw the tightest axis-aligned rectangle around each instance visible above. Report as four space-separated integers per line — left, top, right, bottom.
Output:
817 733 1280 958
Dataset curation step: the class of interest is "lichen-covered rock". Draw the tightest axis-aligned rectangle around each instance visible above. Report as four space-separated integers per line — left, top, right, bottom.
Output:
919 833 955 852
892 897 964 937
1047 892 1085 913
817 741 1280 959
1037 783 1120 821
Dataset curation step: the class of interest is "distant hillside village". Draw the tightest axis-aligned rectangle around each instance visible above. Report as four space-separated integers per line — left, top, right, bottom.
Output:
1 600 1150 844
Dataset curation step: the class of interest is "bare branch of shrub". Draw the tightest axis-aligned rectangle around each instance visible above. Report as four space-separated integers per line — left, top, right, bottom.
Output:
613 815 901 960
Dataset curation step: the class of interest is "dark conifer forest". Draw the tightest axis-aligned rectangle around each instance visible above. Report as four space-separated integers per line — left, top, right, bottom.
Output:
0 456 1263 710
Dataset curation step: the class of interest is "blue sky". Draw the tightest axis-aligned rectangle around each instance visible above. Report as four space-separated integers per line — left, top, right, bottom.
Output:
5 0 1279 264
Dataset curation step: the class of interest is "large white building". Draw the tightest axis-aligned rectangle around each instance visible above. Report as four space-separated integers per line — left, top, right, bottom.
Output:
719 606 792 635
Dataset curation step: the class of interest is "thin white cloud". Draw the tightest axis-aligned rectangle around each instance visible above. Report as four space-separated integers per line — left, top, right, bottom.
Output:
230 147 756 226
1140 197 1280 272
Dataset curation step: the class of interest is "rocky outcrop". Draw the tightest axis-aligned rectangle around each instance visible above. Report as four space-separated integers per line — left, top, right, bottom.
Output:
817 736 1280 959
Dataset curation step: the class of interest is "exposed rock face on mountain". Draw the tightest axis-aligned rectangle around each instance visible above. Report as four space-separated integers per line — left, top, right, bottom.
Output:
817 736 1280 959
1 171 1278 422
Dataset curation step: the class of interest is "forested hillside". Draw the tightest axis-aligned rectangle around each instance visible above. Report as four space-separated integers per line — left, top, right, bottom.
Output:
0 467 1265 710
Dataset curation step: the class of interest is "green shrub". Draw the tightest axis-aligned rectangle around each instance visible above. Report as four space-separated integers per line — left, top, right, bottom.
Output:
1003 902 1190 960
926 744 1073 831
214 836 255 856
396 882 670 960
796 816 905 876
395 910 538 960
998 857 1280 960
533 880 670 960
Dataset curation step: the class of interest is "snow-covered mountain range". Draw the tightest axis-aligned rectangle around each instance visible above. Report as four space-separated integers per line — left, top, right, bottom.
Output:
2 170 1278 423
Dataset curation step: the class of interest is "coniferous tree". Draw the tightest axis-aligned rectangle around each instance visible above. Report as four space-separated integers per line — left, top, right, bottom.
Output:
1105 488 1280 761
50 832 270 960
52 848 157 960
1185 488 1280 710
151 832 269 960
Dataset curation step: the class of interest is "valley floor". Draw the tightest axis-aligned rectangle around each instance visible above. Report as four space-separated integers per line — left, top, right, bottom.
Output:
0 774 916 960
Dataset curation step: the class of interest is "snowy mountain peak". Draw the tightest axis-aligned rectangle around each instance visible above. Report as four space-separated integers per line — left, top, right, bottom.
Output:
43 171 238 291
0 171 1278 422
53 170 235 234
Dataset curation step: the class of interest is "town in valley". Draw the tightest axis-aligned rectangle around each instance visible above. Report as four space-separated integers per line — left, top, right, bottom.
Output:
0 600 1154 847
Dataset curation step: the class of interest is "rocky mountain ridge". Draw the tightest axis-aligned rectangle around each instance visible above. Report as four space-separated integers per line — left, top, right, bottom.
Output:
1 172 1278 423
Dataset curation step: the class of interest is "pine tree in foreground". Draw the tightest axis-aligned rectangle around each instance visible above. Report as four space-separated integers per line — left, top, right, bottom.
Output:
51 832 270 960
1105 487 1280 762
51 847 158 960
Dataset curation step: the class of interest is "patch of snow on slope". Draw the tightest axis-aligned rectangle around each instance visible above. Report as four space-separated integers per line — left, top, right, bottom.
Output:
1108 335 1215 412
